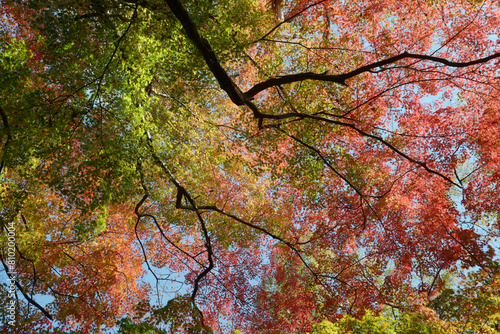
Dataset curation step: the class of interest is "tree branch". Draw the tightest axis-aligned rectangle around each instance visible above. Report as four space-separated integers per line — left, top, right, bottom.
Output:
163 0 245 106
243 51 500 99
0 253 53 321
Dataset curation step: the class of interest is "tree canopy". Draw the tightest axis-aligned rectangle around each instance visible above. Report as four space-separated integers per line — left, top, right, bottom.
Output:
0 0 499 332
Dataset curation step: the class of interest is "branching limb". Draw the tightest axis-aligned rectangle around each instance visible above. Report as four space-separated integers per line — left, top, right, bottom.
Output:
243 51 500 99
257 0 330 42
259 112 461 187
93 4 139 103
0 253 53 321
145 141 214 301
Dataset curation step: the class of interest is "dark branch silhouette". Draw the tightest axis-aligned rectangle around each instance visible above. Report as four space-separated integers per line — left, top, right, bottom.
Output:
243 51 500 99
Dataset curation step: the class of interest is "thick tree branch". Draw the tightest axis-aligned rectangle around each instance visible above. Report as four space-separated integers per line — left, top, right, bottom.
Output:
243 51 500 99
163 0 245 106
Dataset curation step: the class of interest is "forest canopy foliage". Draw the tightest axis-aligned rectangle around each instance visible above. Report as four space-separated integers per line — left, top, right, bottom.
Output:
0 0 500 332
